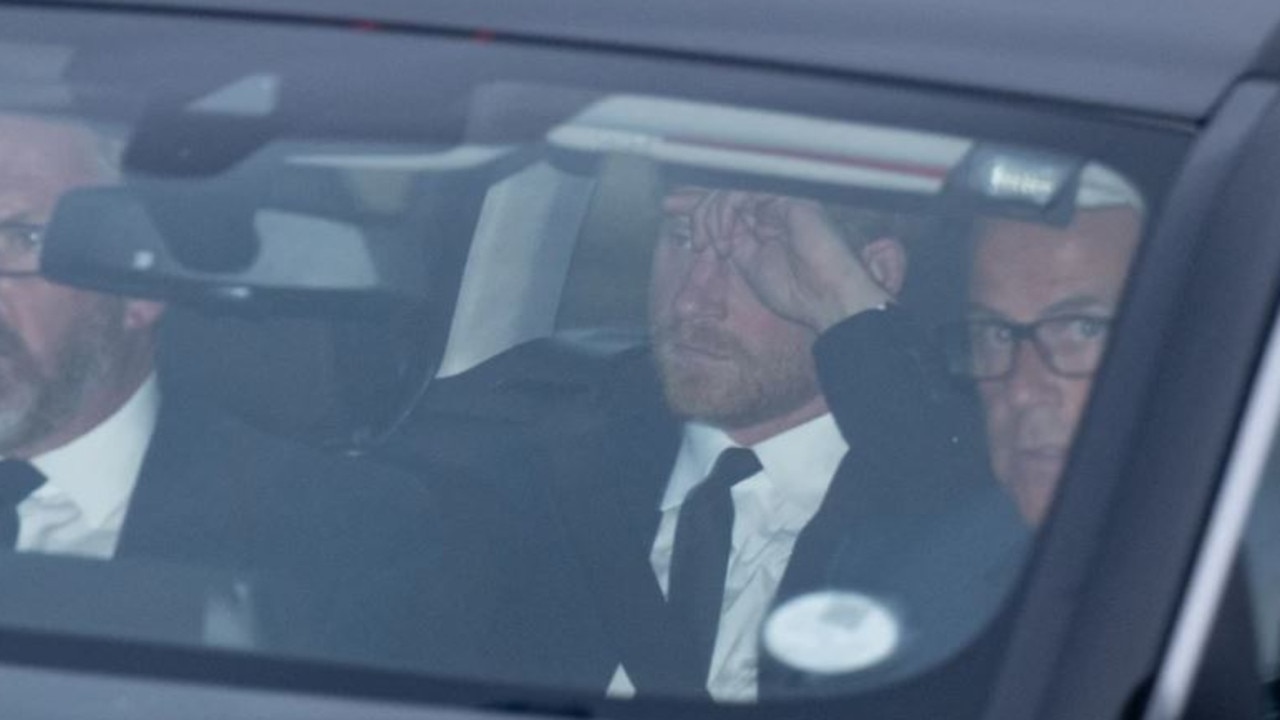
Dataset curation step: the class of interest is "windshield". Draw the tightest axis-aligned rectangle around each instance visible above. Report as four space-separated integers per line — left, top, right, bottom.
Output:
0 5 1186 715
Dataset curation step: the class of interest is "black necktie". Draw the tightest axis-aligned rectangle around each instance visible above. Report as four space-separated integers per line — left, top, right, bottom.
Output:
667 447 762 687
0 460 45 549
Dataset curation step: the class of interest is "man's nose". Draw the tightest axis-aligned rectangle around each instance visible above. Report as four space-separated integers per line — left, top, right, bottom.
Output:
1006 340 1062 407
673 247 731 320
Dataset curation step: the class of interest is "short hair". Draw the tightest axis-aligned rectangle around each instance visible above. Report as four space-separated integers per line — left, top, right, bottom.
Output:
6 112 124 184
60 117 124 184
826 203 926 251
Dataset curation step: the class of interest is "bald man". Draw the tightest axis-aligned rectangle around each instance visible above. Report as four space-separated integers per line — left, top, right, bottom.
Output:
0 113 435 656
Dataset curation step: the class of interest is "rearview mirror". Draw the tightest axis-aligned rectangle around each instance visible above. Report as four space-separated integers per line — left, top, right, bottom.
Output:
40 186 429 315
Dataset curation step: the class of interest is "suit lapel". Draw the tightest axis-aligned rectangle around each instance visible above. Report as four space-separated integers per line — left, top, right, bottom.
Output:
762 437 1030 697
772 450 864 602
539 351 707 696
114 402 248 569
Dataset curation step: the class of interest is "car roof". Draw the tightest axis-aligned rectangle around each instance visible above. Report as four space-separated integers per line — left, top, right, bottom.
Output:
28 0 1280 121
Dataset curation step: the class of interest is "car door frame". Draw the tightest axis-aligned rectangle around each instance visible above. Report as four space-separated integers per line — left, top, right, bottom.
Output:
984 78 1280 720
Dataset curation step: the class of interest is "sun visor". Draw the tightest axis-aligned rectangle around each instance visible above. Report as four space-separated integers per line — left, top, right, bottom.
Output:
546 95 1144 224
547 95 971 195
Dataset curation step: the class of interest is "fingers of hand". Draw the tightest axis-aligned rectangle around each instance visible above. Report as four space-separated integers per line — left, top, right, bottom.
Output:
748 195 791 242
689 190 746 256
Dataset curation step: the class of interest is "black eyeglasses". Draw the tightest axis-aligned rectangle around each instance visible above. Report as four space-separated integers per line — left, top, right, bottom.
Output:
941 314 1113 380
0 219 43 278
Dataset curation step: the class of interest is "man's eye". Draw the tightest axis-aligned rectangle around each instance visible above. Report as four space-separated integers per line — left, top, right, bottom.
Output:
970 322 1015 348
0 222 42 252
967 322 1018 353
1066 316 1110 340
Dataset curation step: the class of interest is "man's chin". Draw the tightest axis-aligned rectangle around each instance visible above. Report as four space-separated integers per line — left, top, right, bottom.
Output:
657 360 741 418
0 403 38 453
0 367 43 448
0 364 25 402
664 379 734 418
1007 454 1065 526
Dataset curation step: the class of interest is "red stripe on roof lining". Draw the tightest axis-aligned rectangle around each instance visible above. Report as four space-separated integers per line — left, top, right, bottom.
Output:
664 135 952 180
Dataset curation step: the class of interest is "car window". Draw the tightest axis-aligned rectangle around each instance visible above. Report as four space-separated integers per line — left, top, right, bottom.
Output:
1233 371 1280 715
1146 289 1280 720
0 5 1189 716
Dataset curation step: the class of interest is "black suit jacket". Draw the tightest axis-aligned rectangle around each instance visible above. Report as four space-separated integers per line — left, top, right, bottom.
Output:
109 397 439 657
372 310 1027 699
538 310 1026 698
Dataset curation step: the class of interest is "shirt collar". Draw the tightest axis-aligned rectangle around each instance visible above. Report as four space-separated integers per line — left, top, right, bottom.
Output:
662 422 735 511
661 413 849 516
30 375 161 529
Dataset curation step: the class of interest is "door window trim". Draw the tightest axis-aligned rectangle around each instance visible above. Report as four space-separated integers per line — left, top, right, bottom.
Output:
1143 303 1280 719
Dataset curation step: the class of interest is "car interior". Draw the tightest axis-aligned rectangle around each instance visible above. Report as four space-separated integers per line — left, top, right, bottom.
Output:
0 14 1263 714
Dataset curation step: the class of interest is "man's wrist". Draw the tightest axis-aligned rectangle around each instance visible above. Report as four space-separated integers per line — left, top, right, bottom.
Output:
812 287 892 333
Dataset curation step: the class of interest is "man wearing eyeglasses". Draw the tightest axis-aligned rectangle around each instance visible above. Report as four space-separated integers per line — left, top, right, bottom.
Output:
0 115 164 556
951 189 1268 718
958 203 1140 525
0 113 436 655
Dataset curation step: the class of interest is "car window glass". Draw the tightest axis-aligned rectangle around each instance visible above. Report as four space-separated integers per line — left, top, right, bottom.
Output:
1243 438 1280 712
0 7 1173 715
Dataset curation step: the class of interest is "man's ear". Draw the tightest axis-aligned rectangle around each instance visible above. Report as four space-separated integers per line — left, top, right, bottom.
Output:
858 237 908 298
122 299 165 331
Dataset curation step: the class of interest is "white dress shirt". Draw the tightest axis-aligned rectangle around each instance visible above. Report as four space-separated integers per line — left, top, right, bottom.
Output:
16 376 160 559
609 413 849 702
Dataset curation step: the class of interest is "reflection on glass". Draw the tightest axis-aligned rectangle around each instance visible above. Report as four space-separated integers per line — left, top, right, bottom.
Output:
0 13 1153 713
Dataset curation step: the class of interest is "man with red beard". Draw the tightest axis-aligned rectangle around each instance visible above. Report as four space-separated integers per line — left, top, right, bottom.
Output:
0 113 435 656
497 186 1025 702
648 189 905 446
